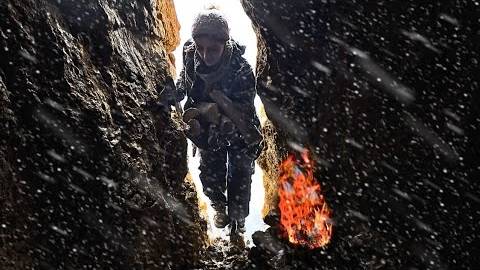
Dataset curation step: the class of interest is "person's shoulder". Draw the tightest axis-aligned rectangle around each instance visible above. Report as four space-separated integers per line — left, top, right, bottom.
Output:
183 38 194 48
182 39 196 55
180 39 196 66
229 40 253 76
232 57 253 80
230 39 247 56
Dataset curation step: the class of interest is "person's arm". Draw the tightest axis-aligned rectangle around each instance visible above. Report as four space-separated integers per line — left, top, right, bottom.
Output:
226 61 264 152
175 39 195 103
175 67 188 103
229 62 258 124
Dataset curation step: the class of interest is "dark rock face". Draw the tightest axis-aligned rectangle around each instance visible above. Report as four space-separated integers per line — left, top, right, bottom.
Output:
243 0 479 268
0 0 206 269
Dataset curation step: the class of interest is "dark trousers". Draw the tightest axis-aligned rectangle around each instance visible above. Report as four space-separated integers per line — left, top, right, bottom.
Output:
198 146 255 220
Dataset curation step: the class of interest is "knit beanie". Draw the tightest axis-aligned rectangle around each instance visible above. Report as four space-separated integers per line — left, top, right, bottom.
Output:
191 7 230 42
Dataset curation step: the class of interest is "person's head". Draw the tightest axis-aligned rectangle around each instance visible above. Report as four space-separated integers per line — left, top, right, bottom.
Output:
191 7 230 67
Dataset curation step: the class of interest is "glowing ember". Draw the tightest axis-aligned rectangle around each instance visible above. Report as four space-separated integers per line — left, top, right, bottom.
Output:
278 150 333 249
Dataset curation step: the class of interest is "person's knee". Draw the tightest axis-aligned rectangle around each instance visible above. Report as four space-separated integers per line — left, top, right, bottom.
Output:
230 161 254 178
199 153 227 175
203 184 219 197
199 160 225 173
200 167 226 179
231 151 255 167
199 171 225 189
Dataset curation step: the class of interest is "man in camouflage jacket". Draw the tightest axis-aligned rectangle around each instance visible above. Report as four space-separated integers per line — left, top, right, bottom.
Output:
175 8 263 234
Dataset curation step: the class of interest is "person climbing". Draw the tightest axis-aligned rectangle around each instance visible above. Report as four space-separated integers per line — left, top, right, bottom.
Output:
174 7 263 235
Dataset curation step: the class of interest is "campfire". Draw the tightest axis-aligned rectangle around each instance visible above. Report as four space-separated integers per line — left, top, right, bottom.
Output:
278 150 333 249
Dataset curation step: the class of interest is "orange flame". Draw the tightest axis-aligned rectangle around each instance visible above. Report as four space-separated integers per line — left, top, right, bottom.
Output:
278 150 333 249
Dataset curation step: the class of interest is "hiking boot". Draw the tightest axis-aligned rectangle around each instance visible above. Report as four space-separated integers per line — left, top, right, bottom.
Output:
212 205 229 228
230 218 246 234
236 218 246 233
228 218 246 247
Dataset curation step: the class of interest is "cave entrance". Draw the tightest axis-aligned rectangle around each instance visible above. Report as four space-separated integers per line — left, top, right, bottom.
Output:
172 0 269 245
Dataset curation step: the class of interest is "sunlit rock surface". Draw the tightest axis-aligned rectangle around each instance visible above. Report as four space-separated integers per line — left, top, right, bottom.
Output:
0 0 206 268
156 0 181 77
243 0 479 268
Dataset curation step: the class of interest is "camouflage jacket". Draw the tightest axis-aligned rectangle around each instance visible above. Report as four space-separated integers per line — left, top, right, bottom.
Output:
176 39 262 151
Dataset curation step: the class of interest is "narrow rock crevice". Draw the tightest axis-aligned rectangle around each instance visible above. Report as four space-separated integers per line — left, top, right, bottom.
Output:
1 1 479 269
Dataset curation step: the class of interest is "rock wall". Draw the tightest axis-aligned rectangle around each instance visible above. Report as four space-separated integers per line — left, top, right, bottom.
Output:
0 0 206 269
243 0 479 268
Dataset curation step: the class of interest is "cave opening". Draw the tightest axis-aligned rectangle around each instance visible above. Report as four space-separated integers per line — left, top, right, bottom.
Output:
172 0 269 246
